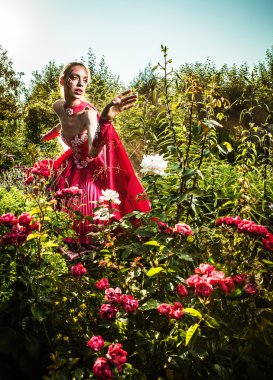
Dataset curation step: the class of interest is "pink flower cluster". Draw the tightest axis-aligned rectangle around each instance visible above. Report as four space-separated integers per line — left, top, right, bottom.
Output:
216 215 273 252
186 263 256 296
152 218 193 237
71 262 87 276
30 160 53 178
95 278 138 319
0 212 40 246
157 302 184 320
92 342 127 379
54 186 83 199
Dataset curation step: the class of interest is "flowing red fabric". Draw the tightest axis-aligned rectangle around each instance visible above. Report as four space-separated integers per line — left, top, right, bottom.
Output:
53 103 151 244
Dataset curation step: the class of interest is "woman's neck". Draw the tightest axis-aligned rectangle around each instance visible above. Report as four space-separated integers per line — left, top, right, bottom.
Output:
64 96 85 108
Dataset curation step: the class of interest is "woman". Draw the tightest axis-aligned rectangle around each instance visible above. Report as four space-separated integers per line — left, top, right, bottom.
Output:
42 62 150 244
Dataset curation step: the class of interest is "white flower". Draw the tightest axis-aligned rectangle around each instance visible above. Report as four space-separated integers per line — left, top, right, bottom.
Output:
140 154 168 176
99 189 121 205
93 206 114 221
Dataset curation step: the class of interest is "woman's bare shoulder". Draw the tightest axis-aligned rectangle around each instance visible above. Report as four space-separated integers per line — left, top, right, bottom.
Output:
53 100 65 113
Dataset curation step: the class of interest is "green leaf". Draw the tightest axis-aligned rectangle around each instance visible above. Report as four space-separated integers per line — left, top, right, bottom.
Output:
185 323 199 346
203 314 220 329
139 299 161 311
31 303 44 322
146 267 164 276
261 259 273 267
184 308 202 319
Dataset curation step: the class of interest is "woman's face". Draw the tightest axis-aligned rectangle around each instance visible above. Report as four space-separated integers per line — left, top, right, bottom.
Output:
63 65 89 99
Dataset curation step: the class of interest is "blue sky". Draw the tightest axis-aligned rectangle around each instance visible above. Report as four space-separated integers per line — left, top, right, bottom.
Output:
0 0 272 85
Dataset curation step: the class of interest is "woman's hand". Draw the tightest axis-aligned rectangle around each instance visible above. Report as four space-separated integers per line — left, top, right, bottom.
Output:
100 89 138 122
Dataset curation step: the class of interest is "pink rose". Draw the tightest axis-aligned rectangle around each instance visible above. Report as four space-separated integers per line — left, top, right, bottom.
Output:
120 295 139 313
186 274 201 287
0 213 18 226
99 304 118 320
95 278 110 290
176 284 188 298
71 263 87 276
194 281 213 297
195 263 215 275
93 357 113 380
105 287 122 303
157 303 172 315
263 234 273 251
87 335 105 352
173 223 193 236
168 302 184 320
107 343 127 372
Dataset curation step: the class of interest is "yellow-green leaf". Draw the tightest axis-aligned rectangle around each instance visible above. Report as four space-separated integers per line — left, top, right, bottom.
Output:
203 314 220 329
146 267 164 277
185 323 199 346
184 308 202 319
144 240 161 247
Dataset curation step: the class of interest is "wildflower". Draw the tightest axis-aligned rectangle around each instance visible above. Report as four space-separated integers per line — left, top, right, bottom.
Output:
105 287 122 304
176 284 189 298
93 357 113 380
87 335 105 352
71 263 87 276
99 304 118 320
95 278 110 290
173 223 193 236
99 189 121 205
120 294 139 313
107 343 127 372
140 154 168 176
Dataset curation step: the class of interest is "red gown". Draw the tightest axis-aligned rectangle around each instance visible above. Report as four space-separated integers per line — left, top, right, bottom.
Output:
53 102 151 244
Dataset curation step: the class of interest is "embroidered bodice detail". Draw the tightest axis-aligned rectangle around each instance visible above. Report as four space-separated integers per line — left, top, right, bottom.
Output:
61 129 93 168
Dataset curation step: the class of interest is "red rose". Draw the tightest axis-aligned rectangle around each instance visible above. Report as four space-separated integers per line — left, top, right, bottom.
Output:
95 278 110 290
173 223 193 236
244 283 257 295
18 212 32 227
194 281 213 297
232 273 247 284
120 295 139 313
25 175 34 185
105 287 122 303
87 335 105 352
218 277 235 294
157 303 172 315
176 284 188 298
263 234 273 251
99 304 118 320
71 263 87 276
107 343 127 372
93 357 113 380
